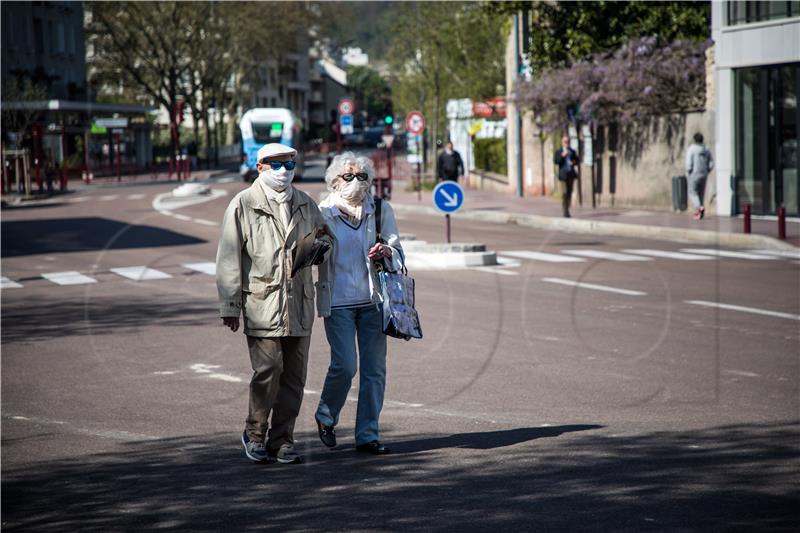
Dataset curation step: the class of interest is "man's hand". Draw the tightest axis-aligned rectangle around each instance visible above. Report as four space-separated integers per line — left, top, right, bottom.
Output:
368 243 392 260
222 317 240 332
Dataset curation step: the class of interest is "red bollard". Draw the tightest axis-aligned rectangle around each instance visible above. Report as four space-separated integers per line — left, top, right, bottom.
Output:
778 206 786 240
744 203 751 234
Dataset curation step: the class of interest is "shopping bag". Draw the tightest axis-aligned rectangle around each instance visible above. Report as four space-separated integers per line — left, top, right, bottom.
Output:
378 268 423 340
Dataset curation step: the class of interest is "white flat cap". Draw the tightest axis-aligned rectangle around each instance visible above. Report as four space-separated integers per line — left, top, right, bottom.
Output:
257 143 297 162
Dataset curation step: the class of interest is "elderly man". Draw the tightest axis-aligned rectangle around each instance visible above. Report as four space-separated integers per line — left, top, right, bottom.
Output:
216 142 328 464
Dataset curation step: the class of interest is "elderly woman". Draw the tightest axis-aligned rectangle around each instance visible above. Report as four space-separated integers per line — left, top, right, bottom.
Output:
314 152 404 455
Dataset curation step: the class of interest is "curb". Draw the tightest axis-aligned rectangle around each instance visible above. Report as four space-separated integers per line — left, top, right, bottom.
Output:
391 203 798 251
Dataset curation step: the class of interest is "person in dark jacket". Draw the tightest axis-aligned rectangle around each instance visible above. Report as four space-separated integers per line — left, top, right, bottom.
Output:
436 142 464 182
553 135 579 218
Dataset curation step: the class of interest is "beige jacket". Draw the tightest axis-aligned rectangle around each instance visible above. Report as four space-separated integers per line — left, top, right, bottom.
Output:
216 181 326 337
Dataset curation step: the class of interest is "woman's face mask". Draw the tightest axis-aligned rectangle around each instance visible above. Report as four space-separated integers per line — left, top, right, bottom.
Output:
259 165 295 192
338 174 370 203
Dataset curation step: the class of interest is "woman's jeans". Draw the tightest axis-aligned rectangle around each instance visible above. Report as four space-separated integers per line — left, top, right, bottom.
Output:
316 304 387 446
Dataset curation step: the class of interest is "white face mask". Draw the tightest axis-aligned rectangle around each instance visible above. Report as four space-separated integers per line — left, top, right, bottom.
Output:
259 166 295 192
338 177 370 204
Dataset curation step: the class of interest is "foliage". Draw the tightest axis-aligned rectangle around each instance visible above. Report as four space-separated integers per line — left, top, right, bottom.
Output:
386 1 506 166
1 78 48 147
473 138 507 174
346 66 390 119
515 37 709 131
485 1 710 72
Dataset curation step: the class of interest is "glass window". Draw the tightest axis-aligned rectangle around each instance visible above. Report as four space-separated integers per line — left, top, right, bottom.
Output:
726 1 799 25
252 122 284 143
779 65 799 214
736 67 763 213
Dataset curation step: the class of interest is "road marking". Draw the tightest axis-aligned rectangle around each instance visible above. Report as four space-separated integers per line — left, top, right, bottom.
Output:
724 369 760 378
3 413 158 441
680 248 777 260
749 249 800 260
67 196 89 203
472 267 519 276
560 249 652 262
217 177 236 183
42 271 97 285
192 218 219 226
184 262 216 275
685 300 800 321
1 276 23 289
172 214 192 221
622 249 715 261
126 193 146 200
98 194 119 201
500 251 586 263
189 363 243 382
542 277 647 296
110 266 172 281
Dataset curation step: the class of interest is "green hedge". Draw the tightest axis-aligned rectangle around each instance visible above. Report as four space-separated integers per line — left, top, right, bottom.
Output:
473 138 507 175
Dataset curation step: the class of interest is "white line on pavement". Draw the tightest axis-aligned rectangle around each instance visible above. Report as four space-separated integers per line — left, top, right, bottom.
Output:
189 363 243 382
680 248 777 260
500 251 586 263
542 277 647 296
172 214 192 221
749 249 800 260
126 194 146 200
472 267 519 276
685 300 800 321
98 195 119 201
192 218 219 226
1 276 23 289
622 249 715 261
724 369 760 378
2 413 158 441
110 266 172 281
42 271 97 285
67 196 89 202
183 262 216 275
561 249 652 261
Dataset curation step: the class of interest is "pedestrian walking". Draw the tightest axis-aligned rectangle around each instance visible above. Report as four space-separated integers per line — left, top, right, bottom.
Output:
436 141 464 182
685 132 714 220
216 142 329 464
554 134 579 218
314 152 405 456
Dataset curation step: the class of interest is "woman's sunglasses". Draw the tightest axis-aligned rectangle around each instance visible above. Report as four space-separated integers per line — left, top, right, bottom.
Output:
261 160 296 171
339 172 369 182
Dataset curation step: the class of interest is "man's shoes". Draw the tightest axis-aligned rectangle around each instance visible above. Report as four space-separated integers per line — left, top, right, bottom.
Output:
356 440 391 455
241 431 268 463
316 418 336 448
269 443 303 464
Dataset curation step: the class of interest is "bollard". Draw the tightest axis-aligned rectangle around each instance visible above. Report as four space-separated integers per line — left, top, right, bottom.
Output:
744 203 751 234
778 206 786 240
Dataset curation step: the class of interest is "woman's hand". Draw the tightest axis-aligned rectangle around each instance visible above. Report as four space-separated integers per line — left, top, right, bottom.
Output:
368 243 392 260
222 317 240 332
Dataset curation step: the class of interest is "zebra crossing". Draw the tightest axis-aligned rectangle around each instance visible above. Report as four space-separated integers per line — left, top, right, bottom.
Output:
1 262 218 289
497 247 797 266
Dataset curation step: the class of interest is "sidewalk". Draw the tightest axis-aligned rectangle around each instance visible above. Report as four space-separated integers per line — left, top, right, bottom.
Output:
385 165 798 250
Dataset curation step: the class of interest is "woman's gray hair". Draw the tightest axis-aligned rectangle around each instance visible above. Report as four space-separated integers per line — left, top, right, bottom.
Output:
324 151 375 191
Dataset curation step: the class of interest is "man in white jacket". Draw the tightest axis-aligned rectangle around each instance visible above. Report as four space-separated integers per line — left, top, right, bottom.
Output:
685 132 714 220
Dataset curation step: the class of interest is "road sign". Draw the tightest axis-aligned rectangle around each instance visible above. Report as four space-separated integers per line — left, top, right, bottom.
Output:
381 134 395 147
405 111 425 135
432 181 464 214
338 99 355 115
94 118 128 129
340 114 354 135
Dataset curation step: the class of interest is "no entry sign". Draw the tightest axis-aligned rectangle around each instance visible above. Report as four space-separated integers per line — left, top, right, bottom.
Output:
338 99 355 115
405 111 425 135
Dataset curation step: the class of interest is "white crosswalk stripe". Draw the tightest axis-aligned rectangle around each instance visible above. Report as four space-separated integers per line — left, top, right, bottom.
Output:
98 195 119 201
126 194 146 200
686 300 800 321
680 248 778 260
1 276 23 289
183 262 216 275
542 277 647 296
42 271 97 285
560 249 652 261
499 251 586 263
622 249 715 261
110 266 172 281
748 249 800 260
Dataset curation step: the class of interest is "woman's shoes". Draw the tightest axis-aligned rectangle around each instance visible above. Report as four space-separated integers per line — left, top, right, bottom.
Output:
316 418 336 448
356 440 391 455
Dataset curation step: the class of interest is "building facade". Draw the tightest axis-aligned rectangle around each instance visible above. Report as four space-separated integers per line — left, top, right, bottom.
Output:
713 1 800 216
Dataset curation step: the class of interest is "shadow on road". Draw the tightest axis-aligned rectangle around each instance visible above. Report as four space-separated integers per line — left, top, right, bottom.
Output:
1 294 216 343
1 217 205 257
2 421 798 531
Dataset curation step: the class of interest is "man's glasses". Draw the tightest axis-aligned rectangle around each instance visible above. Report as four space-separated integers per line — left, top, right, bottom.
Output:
260 160 296 171
339 172 369 182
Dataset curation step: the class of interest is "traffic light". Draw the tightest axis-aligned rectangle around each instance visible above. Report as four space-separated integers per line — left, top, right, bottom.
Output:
384 115 393 125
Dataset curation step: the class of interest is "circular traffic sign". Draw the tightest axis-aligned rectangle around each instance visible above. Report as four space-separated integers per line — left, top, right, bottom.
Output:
432 181 464 214
338 99 355 115
405 111 425 135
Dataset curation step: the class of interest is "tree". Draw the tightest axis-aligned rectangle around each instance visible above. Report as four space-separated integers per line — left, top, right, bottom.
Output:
386 2 507 167
346 66 390 120
1 78 48 148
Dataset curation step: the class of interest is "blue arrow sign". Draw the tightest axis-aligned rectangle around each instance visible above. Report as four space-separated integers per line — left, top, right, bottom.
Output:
432 181 465 214
340 114 353 126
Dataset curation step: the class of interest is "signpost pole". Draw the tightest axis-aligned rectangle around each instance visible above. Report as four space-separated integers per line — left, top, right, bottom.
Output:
446 214 451 244
416 135 422 202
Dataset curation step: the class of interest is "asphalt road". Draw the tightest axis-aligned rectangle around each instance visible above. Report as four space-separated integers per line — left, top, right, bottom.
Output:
2 160 799 531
